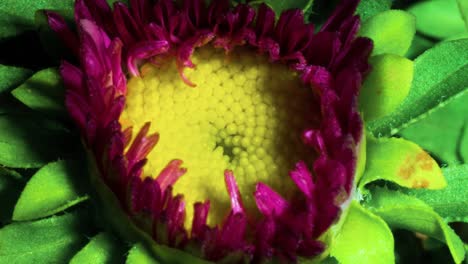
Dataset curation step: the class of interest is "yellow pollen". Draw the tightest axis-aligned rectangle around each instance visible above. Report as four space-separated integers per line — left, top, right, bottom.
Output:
121 46 316 228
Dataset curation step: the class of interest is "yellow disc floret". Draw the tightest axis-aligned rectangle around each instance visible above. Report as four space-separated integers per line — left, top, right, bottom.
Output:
121 46 316 228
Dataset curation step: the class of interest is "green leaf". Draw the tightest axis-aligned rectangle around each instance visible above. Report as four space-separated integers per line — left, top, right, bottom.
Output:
368 39 468 136
0 168 24 224
365 188 466 264
359 10 416 56
13 160 89 221
0 114 77 168
0 211 91 263
11 68 67 118
329 201 394 264
70 232 126 264
360 136 445 190
0 0 73 39
408 0 467 40
356 0 393 22
0 94 31 115
405 34 437 59
459 0 468 29
0 65 33 94
249 0 314 16
127 244 160 264
406 164 468 223
400 90 468 165
359 54 413 122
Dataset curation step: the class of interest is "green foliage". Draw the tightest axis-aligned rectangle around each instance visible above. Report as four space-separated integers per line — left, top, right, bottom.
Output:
13 160 88 221
408 0 467 39
360 136 445 190
459 0 468 29
0 211 92 263
406 164 468 223
0 168 24 224
0 114 77 168
330 201 394 264
356 0 393 22
366 188 466 264
400 90 468 165
11 68 67 118
70 232 127 264
359 54 413 122
368 39 468 136
0 65 33 94
0 0 73 39
359 10 416 56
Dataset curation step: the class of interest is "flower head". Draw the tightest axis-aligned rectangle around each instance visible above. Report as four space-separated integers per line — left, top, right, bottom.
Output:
48 0 372 261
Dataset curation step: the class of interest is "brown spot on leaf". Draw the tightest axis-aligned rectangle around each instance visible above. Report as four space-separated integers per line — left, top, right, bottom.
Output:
412 179 430 189
416 151 433 171
398 156 415 180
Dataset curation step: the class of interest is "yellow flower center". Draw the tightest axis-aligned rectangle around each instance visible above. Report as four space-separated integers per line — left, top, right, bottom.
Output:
121 46 316 228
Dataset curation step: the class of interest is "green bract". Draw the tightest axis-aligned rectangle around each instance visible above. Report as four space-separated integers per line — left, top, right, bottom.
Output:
359 10 416 56
359 54 413 122
329 201 394 264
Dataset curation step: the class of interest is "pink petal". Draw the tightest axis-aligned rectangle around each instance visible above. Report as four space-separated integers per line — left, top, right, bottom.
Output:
254 183 289 217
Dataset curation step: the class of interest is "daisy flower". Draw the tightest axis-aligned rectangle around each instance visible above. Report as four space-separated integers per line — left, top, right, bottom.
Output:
0 0 466 263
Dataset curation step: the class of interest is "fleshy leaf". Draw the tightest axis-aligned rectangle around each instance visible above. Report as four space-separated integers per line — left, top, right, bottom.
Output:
459 0 468 29
0 114 76 168
329 201 394 264
356 0 393 22
400 90 468 165
365 188 466 264
13 160 89 221
0 0 73 39
70 232 126 264
359 136 445 190
408 0 467 40
0 211 91 263
368 39 468 136
406 164 468 223
359 54 413 122
0 65 33 94
0 168 24 224
359 10 415 56
127 244 160 264
11 68 66 118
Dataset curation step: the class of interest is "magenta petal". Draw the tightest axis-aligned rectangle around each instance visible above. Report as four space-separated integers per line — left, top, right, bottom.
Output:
60 61 84 93
156 160 187 192
192 201 210 240
320 0 359 32
289 161 315 199
45 11 79 57
126 40 169 76
224 170 244 214
254 183 289 217
220 212 247 248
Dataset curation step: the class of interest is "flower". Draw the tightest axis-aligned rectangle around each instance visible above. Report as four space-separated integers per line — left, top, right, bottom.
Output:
46 0 372 261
